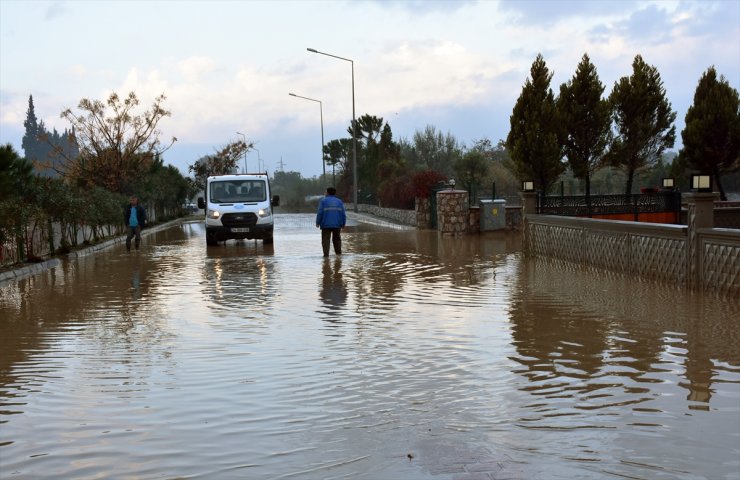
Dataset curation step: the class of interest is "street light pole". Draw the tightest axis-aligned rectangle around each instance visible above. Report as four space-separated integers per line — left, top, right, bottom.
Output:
289 92 325 183
236 131 247 173
307 47 357 212
253 147 262 173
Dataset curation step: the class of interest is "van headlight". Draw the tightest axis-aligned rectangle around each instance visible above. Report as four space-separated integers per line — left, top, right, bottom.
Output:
258 207 271 218
207 209 220 219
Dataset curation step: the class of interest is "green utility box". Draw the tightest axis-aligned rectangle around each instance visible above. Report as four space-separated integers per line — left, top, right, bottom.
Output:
479 199 506 231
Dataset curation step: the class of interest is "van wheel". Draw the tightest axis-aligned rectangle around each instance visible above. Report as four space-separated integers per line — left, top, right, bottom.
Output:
206 232 219 246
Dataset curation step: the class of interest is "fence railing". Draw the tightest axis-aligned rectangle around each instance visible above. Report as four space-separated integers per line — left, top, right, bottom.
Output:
538 191 681 221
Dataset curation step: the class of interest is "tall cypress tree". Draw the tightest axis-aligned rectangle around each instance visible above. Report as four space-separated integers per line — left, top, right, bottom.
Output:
680 66 740 200
608 55 676 194
507 54 564 192
20 95 70 177
22 95 40 162
558 53 612 200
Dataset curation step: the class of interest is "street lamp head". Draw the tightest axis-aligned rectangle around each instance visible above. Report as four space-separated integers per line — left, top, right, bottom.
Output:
307 48 318 53
288 93 296 97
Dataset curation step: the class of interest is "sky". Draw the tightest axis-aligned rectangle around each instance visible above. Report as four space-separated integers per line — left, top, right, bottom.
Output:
1 0 739 179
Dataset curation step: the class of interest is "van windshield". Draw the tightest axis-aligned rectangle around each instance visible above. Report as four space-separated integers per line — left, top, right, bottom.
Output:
210 180 266 203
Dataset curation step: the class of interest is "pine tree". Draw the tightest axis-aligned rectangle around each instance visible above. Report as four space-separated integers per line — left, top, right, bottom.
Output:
558 53 612 200
680 66 740 200
506 54 564 192
608 55 676 194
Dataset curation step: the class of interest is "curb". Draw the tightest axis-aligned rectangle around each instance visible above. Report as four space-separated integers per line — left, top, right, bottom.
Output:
0 218 183 286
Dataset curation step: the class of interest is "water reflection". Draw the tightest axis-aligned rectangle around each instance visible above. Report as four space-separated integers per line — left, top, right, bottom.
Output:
505 256 740 477
0 215 738 480
201 241 275 317
319 257 348 315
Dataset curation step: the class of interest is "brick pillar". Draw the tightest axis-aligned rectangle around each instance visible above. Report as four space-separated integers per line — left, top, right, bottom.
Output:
436 190 469 235
684 192 717 289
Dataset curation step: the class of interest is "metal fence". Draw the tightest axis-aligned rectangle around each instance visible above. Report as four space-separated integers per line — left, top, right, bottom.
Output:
538 191 682 222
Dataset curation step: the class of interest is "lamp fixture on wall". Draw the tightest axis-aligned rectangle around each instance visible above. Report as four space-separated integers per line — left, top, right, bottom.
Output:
522 181 535 192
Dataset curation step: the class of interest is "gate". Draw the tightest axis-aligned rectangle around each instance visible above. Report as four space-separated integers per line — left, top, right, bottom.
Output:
429 184 449 229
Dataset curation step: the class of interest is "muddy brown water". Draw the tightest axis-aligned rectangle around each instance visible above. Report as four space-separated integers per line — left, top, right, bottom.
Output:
1 213 738 479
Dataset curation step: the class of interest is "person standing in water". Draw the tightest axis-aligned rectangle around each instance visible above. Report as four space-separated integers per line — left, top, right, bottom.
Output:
124 195 147 252
315 187 346 257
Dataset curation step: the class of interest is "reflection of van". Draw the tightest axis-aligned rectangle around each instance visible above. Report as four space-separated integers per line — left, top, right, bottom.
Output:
197 174 280 246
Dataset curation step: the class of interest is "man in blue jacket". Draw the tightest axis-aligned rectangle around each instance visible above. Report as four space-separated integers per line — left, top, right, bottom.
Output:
124 195 147 252
316 187 346 257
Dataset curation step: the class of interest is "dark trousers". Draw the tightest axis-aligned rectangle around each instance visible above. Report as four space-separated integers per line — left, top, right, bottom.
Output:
321 228 342 256
126 226 142 251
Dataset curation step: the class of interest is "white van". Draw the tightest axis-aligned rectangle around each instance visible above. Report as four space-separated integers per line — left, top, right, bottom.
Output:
197 174 280 246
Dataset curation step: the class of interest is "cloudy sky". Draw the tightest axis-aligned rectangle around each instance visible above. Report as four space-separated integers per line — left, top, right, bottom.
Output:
1 0 738 178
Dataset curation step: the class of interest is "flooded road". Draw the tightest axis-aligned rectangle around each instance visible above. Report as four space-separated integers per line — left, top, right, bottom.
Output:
1 213 739 480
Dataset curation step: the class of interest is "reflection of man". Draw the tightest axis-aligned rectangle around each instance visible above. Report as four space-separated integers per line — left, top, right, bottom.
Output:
124 195 147 252
319 257 347 310
316 187 346 257
131 256 142 300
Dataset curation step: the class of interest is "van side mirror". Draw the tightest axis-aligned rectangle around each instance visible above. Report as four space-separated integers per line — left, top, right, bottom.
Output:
197 197 205 209
272 195 280 207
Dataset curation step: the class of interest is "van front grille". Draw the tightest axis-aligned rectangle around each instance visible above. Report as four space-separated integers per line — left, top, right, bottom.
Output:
221 212 258 227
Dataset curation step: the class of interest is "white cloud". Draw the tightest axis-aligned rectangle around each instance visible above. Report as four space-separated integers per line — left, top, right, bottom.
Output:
177 56 218 83
366 41 506 111
66 64 88 79
1 0 738 177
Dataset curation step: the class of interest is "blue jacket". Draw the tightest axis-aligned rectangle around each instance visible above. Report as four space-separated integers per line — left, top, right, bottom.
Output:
316 195 346 229
124 204 147 228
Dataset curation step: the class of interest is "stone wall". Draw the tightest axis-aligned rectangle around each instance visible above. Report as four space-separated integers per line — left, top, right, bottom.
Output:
353 204 417 226
350 198 523 231
506 206 523 230
416 197 432 229
436 190 469 235
468 206 480 234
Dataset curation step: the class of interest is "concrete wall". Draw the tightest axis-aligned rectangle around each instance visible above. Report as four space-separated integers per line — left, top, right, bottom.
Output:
525 215 688 284
696 228 740 294
524 193 740 295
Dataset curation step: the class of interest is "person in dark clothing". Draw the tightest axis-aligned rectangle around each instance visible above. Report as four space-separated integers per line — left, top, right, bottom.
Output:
316 187 346 257
124 195 147 252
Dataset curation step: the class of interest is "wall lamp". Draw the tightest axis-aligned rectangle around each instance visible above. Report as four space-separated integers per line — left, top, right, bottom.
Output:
522 181 535 192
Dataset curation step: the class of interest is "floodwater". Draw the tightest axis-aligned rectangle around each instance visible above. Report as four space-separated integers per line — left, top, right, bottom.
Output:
0 213 738 480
